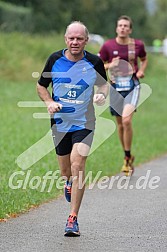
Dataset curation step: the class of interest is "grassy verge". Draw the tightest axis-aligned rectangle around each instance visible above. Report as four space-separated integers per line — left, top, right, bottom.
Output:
0 33 167 219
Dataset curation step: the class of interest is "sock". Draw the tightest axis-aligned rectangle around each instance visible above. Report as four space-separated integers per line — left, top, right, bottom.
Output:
124 150 131 158
69 212 77 219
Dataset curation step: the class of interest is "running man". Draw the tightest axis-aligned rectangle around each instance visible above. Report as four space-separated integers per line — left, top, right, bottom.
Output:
99 15 148 175
37 21 108 236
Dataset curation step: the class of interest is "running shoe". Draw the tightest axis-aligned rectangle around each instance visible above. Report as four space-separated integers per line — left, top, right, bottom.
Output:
64 181 72 202
121 156 135 176
64 215 80 237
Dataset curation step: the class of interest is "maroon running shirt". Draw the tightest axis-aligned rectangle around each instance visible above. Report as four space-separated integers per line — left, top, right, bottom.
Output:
98 38 147 73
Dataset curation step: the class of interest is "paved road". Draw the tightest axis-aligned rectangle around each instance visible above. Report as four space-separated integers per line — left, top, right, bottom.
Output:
0 155 167 252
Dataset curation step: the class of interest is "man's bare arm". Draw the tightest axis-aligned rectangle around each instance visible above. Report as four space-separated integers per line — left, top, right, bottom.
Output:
93 83 109 106
136 56 148 78
36 83 62 114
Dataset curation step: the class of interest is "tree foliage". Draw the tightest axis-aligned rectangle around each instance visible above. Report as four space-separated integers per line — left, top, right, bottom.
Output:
0 1 33 32
0 0 166 44
150 0 167 40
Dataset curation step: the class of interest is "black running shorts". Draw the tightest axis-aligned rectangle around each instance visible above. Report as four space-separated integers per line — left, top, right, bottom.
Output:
52 126 94 156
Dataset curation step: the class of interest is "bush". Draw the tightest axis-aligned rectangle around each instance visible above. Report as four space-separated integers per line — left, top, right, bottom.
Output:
0 1 33 32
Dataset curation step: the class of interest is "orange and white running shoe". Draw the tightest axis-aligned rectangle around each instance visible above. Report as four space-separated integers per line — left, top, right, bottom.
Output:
121 156 135 176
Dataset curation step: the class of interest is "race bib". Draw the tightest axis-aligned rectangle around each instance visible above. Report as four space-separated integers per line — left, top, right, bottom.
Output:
114 75 133 91
59 82 89 104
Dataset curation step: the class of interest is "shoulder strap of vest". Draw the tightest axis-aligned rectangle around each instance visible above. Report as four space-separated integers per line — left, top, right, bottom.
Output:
128 38 135 73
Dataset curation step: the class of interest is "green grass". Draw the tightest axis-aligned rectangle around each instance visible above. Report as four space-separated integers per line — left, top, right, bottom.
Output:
0 32 167 219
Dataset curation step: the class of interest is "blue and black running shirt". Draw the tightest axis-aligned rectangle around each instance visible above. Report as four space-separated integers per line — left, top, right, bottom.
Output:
38 49 107 132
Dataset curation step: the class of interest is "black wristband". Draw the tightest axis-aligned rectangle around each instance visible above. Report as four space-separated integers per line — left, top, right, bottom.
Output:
98 92 106 99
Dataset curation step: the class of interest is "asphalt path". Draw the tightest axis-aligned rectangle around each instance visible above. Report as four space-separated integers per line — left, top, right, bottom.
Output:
0 154 167 252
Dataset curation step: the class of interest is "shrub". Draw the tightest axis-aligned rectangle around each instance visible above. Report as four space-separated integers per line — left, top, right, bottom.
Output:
0 1 33 32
